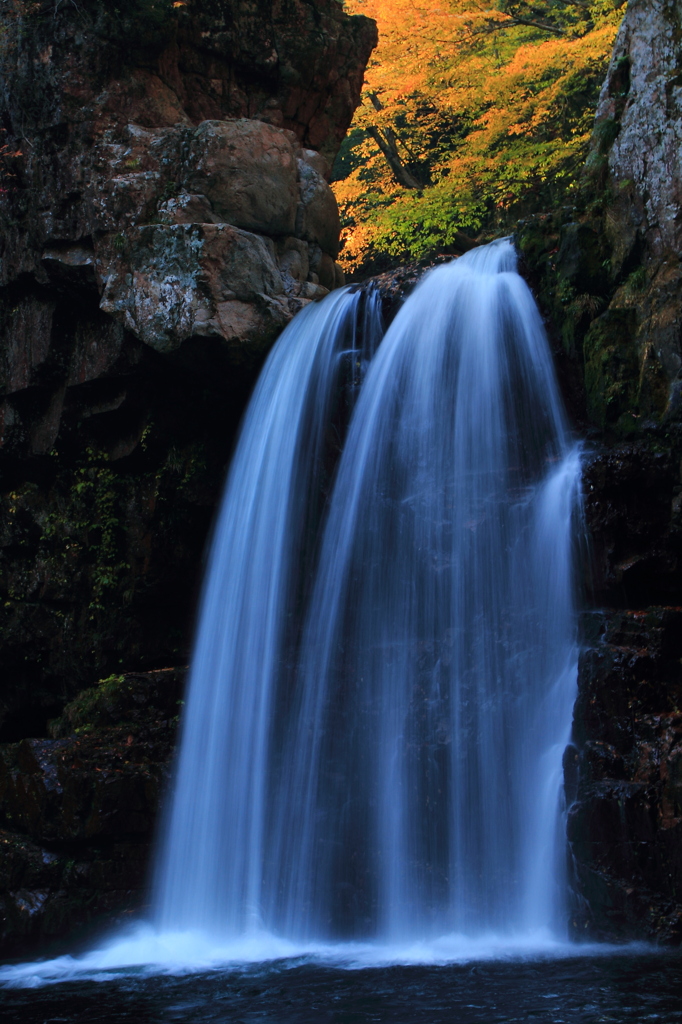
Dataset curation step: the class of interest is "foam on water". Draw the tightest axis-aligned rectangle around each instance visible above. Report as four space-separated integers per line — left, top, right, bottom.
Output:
0 923 642 989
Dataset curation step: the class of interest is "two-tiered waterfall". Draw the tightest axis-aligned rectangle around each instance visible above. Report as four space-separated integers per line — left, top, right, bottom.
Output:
153 238 582 946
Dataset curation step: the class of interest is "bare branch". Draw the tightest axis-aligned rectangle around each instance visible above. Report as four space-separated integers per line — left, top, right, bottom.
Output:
366 126 423 189
504 14 565 34
366 92 423 189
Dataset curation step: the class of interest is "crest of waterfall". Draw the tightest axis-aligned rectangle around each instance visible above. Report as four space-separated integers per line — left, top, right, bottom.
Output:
154 239 582 945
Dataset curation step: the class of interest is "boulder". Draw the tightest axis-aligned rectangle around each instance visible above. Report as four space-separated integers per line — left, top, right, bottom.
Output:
296 158 341 256
98 223 289 353
186 120 299 236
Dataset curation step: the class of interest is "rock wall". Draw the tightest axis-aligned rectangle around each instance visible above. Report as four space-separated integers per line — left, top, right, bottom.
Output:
518 0 682 944
583 0 682 431
0 0 376 952
0 0 377 741
519 0 682 435
567 608 682 944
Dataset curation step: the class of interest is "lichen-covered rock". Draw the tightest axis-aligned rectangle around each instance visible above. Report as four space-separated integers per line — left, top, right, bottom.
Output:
0 0 374 421
589 0 682 427
98 222 291 353
3 110 345 366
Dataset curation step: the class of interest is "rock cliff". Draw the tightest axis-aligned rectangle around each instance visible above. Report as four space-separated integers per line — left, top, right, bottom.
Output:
0 668 183 953
583 0 682 431
518 0 682 945
0 0 376 952
520 0 682 435
0 0 376 742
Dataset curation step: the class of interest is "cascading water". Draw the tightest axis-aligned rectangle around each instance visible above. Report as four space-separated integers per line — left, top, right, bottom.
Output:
153 285 385 936
154 237 582 946
0 239 586 990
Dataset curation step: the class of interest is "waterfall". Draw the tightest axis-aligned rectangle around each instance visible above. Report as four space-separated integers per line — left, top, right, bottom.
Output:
153 286 385 935
153 238 582 945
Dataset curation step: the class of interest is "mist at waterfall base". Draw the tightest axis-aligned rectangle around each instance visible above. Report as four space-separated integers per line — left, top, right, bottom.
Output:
4 237 656 1006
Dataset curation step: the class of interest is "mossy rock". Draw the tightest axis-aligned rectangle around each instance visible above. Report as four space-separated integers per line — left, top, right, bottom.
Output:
583 308 639 430
49 667 185 738
556 222 609 296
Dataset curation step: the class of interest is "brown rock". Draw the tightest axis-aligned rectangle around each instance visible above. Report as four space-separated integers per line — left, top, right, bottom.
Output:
98 222 288 353
186 119 299 236
297 158 340 257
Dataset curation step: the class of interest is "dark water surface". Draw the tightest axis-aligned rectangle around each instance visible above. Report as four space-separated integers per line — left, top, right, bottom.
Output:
2 952 681 1024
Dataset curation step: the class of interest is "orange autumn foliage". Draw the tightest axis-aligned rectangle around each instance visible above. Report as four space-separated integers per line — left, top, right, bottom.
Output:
333 0 623 275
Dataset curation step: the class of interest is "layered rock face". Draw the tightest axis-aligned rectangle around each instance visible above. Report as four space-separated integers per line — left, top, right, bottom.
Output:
582 0 682 430
0 0 376 740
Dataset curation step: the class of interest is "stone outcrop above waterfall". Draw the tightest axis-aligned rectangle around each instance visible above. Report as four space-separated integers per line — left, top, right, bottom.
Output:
0 0 376 373
0 0 376 746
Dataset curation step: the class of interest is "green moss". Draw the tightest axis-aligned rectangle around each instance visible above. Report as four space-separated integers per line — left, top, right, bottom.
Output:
624 265 647 294
583 308 639 429
48 668 184 738
592 117 621 155
38 446 131 617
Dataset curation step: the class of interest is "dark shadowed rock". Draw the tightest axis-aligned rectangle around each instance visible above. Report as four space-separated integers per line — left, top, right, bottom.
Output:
0 0 374 740
0 668 184 955
569 609 682 945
